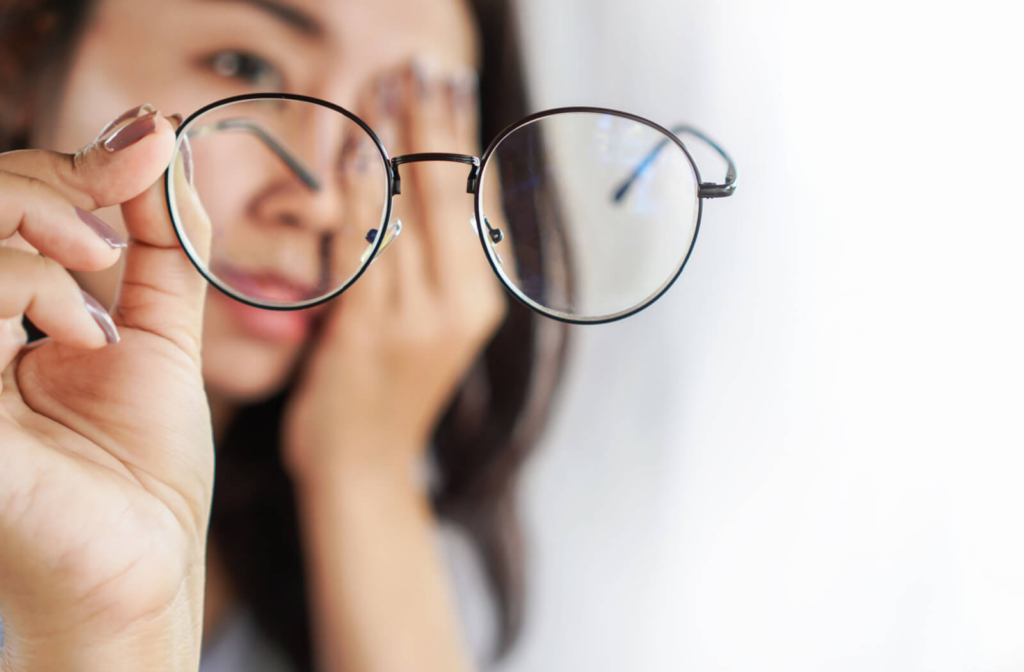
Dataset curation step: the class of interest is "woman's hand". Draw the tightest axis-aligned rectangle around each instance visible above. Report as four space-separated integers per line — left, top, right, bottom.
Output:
283 64 506 483
280 64 502 672
0 107 214 672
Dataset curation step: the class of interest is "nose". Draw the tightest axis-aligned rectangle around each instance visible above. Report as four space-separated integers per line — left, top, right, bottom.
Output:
252 175 345 233
248 106 359 233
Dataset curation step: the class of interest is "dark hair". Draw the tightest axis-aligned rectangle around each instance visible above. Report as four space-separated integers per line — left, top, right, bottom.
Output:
0 0 570 668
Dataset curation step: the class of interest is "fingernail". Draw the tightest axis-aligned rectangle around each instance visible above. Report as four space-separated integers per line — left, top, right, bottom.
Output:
446 74 477 113
453 69 478 100
95 103 156 142
81 290 120 345
354 139 371 173
377 75 402 118
411 58 431 98
103 110 159 152
74 206 126 248
179 134 194 186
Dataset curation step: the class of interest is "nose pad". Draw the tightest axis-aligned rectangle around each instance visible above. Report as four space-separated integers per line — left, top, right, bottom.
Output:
484 217 505 245
361 218 403 265
472 216 505 266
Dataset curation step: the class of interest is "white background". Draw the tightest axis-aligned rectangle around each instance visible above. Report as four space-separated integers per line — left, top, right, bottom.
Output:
502 1 1024 671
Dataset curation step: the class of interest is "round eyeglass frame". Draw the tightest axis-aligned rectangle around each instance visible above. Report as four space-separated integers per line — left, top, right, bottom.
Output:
165 92 736 326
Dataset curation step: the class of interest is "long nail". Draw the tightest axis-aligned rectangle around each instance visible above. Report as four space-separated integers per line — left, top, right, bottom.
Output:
353 139 371 173
411 58 431 98
81 290 120 344
179 134 194 186
446 78 476 114
377 75 402 118
103 111 159 152
74 207 126 248
453 69 478 100
95 103 156 143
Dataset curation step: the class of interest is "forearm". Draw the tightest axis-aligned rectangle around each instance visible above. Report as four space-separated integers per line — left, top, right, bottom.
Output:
296 457 475 672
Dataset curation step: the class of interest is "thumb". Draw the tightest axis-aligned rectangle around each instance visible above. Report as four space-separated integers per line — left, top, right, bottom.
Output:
0 104 176 211
113 117 212 364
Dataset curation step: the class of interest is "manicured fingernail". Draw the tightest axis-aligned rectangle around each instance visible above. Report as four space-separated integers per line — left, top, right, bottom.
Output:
446 72 478 113
74 206 126 248
95 103 156 142
377 75 402 117
354 139 371 173
103 110 159 152
411 58 431 98
179 134 194 186
81 290 120 344
374 121 396 150
453 69 478 99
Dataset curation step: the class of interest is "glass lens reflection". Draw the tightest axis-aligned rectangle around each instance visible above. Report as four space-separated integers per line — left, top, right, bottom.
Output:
479 112 700 321
168 98 390 308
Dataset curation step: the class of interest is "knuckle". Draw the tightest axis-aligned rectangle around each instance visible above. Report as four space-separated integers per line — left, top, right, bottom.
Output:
452 286 505 329
401 314 444 350
60 152 100 209
36 256 76 297
18 172 50 199
35 253 65 283
9 173 61 218
54 150 81 186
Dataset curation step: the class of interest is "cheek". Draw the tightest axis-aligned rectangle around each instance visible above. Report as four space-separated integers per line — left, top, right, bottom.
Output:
190 135 266 247
43 66 137 153
43 10 224 155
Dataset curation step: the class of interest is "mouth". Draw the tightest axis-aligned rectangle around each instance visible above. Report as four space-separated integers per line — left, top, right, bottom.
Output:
213 263 323 304
210 264 326 343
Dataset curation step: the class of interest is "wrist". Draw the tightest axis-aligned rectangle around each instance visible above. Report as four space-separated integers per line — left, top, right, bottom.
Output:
292 449 437 541
1 599 202 672
286 434 427 496
0 553 205 672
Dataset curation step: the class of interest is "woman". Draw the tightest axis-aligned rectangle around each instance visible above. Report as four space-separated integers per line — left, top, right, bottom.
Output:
0 0 568 670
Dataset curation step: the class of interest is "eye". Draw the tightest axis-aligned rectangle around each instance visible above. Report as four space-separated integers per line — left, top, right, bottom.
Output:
207 50 283 89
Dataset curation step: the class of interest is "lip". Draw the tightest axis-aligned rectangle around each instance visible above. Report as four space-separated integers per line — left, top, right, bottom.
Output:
210 265 324 343
213 264 320 304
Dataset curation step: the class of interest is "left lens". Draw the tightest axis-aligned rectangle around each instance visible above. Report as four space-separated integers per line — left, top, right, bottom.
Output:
168 97 390 309
477 110 700 322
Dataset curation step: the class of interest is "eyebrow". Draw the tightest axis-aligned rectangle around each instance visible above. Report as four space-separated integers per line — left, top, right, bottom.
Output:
207 0 325 38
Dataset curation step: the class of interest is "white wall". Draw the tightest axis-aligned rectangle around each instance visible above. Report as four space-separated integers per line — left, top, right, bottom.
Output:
503 1 1024 671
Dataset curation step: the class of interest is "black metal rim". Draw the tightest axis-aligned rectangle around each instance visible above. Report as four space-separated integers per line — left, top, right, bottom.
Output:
166 98 717 323
165 92 394 312
474 106 704 326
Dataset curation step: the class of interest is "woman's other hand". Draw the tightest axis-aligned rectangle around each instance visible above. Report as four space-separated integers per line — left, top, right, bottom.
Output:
283 63 505 485
280 63 502 672
0 107 214 672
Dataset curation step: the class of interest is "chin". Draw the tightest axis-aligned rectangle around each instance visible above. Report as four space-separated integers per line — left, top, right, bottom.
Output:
202 337 301 402
200 318 306 403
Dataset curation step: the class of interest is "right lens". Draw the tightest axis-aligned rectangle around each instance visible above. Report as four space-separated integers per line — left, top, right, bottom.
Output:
168 97 391 309
478 110 700 322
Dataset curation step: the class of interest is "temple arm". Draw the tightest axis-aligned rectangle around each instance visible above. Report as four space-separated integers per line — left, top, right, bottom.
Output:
612 124 737 202
187 117 401 265
187 117 322 191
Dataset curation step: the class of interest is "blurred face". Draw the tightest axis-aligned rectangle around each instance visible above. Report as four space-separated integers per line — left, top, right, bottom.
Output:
36 0 478 400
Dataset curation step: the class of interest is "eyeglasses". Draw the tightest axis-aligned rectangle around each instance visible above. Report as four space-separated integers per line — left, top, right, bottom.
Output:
165 93 737 325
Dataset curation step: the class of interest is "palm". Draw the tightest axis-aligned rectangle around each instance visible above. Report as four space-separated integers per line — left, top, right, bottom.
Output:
0 327 213 629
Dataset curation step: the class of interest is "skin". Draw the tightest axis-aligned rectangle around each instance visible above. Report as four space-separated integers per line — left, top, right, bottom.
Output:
0 0 506 670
